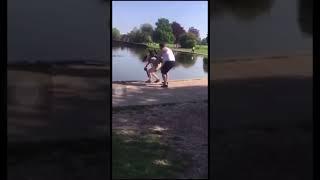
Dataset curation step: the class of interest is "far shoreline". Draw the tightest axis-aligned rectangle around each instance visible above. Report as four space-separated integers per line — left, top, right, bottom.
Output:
112 40 208 56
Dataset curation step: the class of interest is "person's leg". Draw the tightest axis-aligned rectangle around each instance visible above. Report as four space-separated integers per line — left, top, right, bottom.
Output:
151 72 160 82
165 73 168 84
161 61 174 87
145 68 152 83
162 73 166 83
163 74 168 84
150 67 160 82
161 62 167 83
153 64 161 82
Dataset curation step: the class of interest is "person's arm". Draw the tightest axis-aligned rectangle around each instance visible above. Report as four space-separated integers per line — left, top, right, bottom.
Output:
156 49 164 62
144 55 150 69
144 62 150 69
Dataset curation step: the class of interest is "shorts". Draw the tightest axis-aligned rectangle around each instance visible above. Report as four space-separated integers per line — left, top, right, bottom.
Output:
161 61 175 74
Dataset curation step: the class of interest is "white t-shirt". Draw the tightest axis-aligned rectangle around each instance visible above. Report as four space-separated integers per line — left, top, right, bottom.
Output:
161 47 175 62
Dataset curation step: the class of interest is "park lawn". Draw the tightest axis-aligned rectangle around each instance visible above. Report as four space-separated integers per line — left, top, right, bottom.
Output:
147 43 208 56
112 133 190 179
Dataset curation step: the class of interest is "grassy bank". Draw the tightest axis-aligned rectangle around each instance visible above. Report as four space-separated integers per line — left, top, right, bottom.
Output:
147 43 208 56
112 133 190 179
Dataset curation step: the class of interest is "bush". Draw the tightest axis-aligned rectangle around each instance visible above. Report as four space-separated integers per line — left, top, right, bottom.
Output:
112 28 121 40
178 33 197 48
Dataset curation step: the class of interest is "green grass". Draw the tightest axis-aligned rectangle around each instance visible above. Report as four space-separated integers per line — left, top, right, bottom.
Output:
147 43 208 56
112 133 190 179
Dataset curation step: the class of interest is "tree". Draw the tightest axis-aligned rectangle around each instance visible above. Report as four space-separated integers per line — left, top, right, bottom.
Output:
171 21 186 44
127 27 141 43
140 23 154 36
140 23 154 44
188 27 200 39
188 27 201 44
178 33 197 48
127 27 152 43
200 38 208 45
112 28 121 40
153 18 174 43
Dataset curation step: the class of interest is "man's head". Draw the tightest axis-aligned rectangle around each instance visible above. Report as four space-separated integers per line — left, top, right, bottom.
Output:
159 42 166 49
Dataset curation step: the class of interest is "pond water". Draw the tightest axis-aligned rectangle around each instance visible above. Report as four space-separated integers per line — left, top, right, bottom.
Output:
8 0 109 63
211 0 313 59
112 46 208 81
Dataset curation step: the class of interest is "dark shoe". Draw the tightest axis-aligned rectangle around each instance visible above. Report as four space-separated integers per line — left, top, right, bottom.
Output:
154 79 160 83
161 84 168 88
145 80 151 83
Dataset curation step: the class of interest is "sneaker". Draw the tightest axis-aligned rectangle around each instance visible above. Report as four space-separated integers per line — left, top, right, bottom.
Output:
161 84 168 88
154 79 160 83
145 80 152 83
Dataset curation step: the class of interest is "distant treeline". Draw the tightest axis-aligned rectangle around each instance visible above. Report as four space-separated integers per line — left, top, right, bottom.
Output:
112 18 208 48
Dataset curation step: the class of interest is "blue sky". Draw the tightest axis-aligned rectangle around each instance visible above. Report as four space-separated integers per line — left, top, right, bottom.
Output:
112 1 208 39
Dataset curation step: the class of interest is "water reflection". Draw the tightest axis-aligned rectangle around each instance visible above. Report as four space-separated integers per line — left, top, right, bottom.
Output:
8 0 109 63
113 45 202 68
212 0 274 20
211 0 313 58
175 53 197 68
298 0 313 36
203 57 208 73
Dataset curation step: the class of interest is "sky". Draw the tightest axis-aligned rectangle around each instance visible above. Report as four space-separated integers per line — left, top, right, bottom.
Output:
112 1 208 39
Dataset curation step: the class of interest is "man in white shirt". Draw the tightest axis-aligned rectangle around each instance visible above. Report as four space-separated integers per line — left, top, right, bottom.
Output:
157 43 176 88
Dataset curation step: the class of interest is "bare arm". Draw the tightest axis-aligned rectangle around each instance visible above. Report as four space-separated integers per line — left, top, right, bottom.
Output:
156 49 165 62
144 61 150 68
144 55 150 68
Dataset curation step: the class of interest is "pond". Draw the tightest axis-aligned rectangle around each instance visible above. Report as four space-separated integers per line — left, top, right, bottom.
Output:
8 0 109 63
211 0 313 59
112 46 208 81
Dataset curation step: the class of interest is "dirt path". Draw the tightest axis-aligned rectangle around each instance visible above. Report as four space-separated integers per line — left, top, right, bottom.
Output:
112 78 208 178
113 78 207 107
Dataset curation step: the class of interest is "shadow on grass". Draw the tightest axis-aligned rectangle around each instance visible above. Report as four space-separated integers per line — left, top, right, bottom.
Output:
112 133 190 179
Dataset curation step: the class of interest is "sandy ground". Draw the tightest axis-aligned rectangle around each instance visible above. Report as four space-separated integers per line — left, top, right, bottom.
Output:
113 78 207 107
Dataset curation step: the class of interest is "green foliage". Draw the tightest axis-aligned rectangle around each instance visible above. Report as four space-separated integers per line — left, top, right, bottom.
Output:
171 21 186 44
140 23 154 36
153 18 175 43
188 27 201 43
112 28 121 40
178 33 197 48
200 38 208 45
127 27 151 43
125 24 154 44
